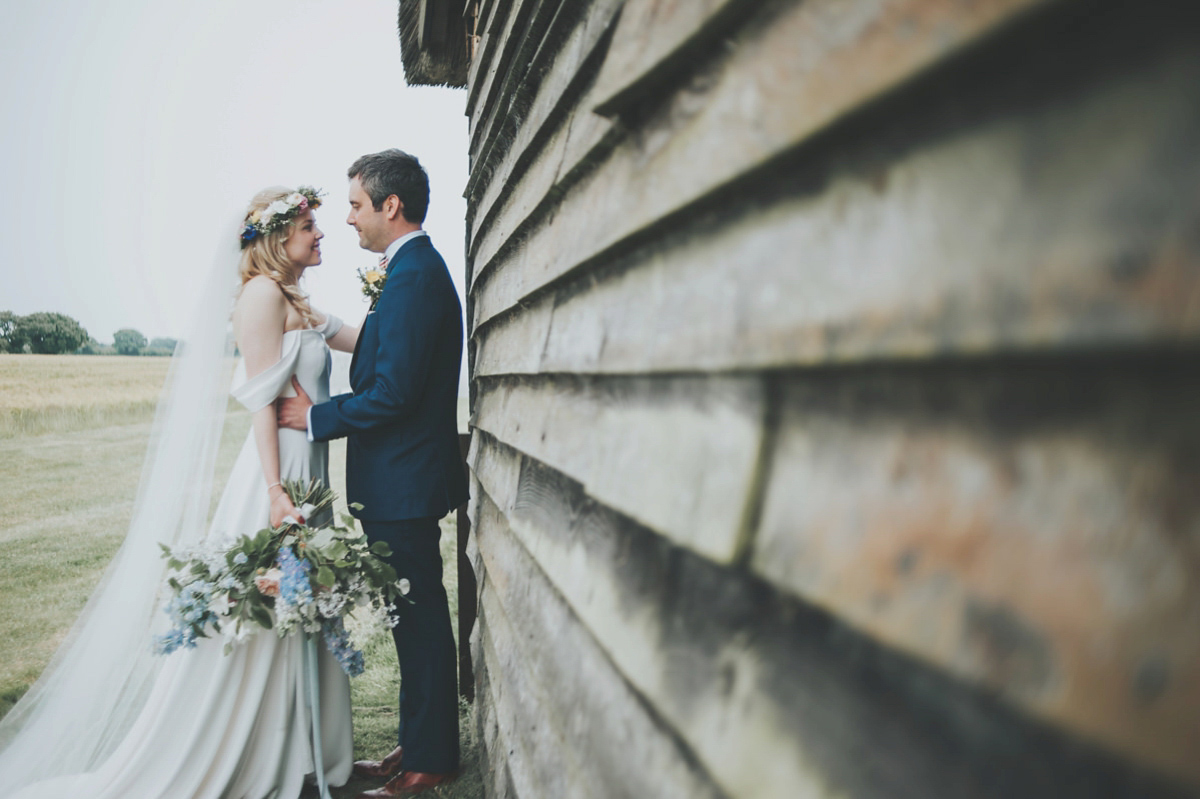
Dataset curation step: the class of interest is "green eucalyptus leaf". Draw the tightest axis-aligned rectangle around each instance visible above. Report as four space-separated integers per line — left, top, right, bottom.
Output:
308 528 336 550
250 604 273 630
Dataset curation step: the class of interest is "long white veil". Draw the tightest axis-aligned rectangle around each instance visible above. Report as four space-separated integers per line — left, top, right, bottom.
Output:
0 215 245 793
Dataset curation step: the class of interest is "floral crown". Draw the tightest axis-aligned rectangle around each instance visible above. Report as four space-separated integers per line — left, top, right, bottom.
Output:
240 186 324 248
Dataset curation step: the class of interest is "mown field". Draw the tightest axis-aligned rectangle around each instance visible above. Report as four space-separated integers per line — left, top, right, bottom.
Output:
0 354 480 797
0 354 173 438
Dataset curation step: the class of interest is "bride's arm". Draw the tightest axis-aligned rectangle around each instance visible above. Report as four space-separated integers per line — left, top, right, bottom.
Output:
233 278 305 527
312 308 360 353
326 322 360 353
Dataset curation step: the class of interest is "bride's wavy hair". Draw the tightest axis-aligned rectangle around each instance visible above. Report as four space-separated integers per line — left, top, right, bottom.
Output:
238 186 319 328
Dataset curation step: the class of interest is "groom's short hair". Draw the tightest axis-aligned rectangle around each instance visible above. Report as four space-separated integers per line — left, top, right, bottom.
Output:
348 149 429 224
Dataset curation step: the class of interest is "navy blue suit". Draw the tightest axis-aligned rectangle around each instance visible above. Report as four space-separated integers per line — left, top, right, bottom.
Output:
311 234 469 520
310 233 467 773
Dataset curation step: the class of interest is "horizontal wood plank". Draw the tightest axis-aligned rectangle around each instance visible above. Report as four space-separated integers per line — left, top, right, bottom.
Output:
589 0 758 116
465 0 507 117
468 0 569 169
472 640 523 799
472 5 1200 373
467 0 538 138
468 17 563 186
752 356 1200 784
472 374 766 564
466 58 616 288
466 0 622 253
470 432 1193 798
472 503 727 799
476 598 593 799
473 479 827 799
468 0 1051 329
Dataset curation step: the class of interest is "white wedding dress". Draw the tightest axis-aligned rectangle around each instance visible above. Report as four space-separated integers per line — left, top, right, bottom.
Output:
12 323 353 799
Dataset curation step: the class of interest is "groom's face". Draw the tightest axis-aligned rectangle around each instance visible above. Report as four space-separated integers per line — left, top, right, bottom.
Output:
347 177 387 253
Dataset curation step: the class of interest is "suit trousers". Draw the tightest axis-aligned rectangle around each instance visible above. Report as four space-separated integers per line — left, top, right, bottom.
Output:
362 516 459 774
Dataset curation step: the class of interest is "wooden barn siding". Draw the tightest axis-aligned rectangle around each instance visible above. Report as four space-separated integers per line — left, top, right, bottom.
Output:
461 0 1200 796
469 430 1194 799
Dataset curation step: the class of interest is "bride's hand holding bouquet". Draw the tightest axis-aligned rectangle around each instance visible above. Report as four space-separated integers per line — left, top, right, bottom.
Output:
154 479 410 677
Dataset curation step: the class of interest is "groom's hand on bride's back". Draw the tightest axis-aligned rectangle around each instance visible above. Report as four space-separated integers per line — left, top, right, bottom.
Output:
276 376 312 431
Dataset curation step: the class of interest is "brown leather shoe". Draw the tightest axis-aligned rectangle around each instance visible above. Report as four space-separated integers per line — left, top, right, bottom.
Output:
355 770 455 798
352 744 404 778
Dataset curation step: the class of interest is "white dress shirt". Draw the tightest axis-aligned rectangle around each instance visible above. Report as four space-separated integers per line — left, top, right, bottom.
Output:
305 229 429 441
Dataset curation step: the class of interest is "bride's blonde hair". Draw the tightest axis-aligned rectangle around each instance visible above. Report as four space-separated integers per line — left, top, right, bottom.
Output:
238 186 319 328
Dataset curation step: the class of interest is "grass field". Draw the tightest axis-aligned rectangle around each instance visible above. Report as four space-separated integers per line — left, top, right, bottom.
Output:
0 355 481 797
0 354 173 438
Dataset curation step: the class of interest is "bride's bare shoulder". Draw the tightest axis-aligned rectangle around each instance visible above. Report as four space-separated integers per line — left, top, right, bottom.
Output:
235 276 286 312
232 276 287 332
239 275 286 302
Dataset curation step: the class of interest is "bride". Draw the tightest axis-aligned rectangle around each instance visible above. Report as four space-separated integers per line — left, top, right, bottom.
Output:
0 186 361 798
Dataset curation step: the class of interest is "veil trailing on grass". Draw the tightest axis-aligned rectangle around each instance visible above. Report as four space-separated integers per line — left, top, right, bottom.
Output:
0 215 245 793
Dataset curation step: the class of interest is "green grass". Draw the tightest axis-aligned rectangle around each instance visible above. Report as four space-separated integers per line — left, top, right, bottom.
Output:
0 381 481 797
0 354 172 438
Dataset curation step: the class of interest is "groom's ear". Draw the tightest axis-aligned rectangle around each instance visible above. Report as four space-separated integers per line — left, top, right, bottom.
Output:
383 194 404 221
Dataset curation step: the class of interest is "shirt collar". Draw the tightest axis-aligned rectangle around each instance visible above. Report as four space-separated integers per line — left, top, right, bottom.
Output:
383 229 429 266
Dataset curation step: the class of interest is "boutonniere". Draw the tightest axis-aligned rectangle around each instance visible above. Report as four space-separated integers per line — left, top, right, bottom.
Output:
357 264 387 305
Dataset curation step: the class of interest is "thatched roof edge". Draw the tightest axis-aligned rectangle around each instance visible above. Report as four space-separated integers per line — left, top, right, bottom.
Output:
397 0 470 88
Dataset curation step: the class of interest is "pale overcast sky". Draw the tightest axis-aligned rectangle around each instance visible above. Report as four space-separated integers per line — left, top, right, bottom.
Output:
0 0 468 345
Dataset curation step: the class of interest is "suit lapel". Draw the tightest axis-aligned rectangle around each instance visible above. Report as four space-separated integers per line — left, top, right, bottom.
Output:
349 235 431 383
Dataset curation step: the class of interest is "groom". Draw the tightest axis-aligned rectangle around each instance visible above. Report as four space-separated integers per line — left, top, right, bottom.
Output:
277 149 468 797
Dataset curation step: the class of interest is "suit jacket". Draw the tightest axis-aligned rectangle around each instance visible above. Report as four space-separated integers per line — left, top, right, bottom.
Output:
310 235 469 521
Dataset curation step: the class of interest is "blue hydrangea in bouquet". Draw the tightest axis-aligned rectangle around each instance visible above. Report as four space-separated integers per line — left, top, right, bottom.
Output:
153 479 409 676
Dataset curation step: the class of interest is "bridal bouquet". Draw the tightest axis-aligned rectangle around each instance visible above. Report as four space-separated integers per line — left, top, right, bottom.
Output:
153 480 409 676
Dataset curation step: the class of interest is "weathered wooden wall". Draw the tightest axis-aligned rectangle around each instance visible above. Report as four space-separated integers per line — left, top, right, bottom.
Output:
455 0 1200 796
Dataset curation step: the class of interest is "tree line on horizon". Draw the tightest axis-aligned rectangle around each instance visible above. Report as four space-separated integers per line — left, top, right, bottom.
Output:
0 311 176 356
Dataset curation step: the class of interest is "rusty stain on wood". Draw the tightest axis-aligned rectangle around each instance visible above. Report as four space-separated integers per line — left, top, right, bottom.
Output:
752 358 1200 783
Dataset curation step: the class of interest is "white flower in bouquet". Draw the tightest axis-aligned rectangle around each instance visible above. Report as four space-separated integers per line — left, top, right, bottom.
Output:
209 592 234 617
202 549 227 576
222 620 255 645
344 600 399 652
316 590 349 620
